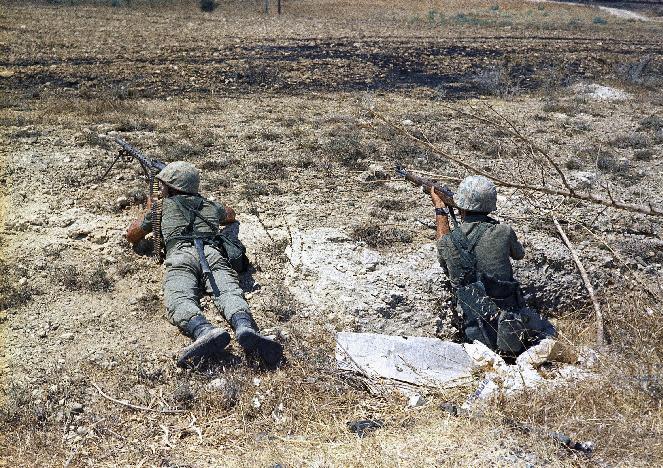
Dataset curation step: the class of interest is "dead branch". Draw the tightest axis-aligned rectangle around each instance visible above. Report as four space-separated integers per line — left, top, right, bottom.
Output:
552 218 606 347
92 382 186 414
367 108 663 217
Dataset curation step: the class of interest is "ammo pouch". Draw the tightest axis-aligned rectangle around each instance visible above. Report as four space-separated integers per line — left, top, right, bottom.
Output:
479 272 524 311
216 223 249 273
457 281 499 350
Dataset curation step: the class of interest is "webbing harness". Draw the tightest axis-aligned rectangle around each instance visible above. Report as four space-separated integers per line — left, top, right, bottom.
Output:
447 221 493 287
168 196 223 297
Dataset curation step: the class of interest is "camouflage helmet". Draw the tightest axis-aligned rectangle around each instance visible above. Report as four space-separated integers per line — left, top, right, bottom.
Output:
156 161 200 194
455 175 497 213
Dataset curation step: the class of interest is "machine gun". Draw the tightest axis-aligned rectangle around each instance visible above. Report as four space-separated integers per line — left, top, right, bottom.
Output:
395 163 458 223
101 137 167 261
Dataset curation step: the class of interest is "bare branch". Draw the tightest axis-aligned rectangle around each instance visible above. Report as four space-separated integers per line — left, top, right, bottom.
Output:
367 108 663 218
552 218 606 347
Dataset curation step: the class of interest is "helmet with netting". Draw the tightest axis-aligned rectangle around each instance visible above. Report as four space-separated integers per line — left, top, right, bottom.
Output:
455 175 497 213
156 161 200 194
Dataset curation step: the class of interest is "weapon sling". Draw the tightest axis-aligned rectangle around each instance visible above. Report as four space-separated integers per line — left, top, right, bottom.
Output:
169 197 224 297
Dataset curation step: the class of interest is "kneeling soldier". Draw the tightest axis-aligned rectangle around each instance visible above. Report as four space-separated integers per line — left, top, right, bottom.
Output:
430 175 555 354
126 161 283 367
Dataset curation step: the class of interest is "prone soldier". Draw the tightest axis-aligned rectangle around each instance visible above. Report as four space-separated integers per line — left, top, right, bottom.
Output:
126 161 283 367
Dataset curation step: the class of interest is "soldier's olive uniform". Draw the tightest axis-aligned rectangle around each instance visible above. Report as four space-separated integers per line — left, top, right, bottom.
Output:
139 196 250 330
436 176 554 354
140 160 283 368
437 213 524 291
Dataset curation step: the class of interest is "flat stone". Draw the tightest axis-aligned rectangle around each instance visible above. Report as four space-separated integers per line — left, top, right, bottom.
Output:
336 332 474 388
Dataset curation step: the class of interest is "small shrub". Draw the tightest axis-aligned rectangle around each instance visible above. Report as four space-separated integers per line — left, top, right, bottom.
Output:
593 16 608 25
324 134 365 168
253 159 287 179
350 224 413 248
639 114 663 132
565 158 583 170
634 149 655 161
596 151 620 172
200 0 216 12
610 133 650 150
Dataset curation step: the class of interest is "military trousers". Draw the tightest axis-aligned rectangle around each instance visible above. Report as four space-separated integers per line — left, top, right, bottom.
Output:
163 243 250 330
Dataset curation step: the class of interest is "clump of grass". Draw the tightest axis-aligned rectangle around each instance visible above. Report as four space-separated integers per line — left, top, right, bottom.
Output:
638 114 663 132
263 282 299 323
350 224 413 248
609 133 650 150
55 263 114 292
634 149 655 161
324 133 366 169
161 141 207 161
253 159 287 179
592 16 608 25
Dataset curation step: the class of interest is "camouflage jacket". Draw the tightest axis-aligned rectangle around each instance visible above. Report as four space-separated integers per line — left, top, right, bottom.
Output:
436 214 525 290
140 194 227 252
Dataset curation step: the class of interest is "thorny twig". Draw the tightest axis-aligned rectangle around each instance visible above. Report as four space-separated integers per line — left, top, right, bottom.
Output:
366 108 663 217
92 382 186 414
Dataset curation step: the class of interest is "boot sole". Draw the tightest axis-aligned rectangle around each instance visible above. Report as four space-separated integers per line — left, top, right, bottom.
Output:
237 331 284 367
177 329 231 367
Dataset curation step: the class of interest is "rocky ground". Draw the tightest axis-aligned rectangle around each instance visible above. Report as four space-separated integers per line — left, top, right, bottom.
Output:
1 1 662 466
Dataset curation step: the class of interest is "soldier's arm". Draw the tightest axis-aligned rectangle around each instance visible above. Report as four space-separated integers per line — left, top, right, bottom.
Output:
221 205 236 225
509 228 526 260
430 187 450 240
126 210 153 245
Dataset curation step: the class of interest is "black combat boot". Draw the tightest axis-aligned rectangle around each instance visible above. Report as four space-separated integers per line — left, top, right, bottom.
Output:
231 312 283 368
177 315 231 367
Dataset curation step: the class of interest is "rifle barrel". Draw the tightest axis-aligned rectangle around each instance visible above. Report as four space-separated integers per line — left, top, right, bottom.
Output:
395 164 456 208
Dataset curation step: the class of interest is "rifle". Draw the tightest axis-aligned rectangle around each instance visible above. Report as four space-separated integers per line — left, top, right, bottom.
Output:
394 163 458 223
101 137 168 261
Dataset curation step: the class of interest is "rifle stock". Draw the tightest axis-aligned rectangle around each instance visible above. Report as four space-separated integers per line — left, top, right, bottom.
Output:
395 164 456 208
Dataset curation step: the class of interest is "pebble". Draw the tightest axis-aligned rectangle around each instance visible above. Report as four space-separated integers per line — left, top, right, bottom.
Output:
70 402 84 413
408 394 426 407
60 332 74 341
